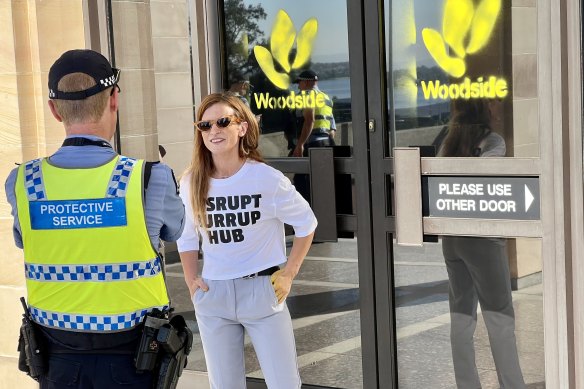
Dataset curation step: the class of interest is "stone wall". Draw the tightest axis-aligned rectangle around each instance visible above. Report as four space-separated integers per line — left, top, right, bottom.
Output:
0 1 86 386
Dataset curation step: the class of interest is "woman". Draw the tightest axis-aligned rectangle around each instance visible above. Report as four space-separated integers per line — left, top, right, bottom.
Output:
438 99 525 389
177 93 317 389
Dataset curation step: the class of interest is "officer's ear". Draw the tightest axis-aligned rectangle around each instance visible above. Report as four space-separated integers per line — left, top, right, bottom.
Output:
48 100 63 123
109 86 119 113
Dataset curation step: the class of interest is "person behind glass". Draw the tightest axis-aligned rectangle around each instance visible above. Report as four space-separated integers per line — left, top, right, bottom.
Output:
178 93 317 389
289 70 336 202
227 80 252 107
290 69 336 157
4 49 185 388
438 98 525 389
228 80 264 127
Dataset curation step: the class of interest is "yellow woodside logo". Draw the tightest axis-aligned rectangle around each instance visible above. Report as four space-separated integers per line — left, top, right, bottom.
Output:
254 10 317 90
252 10 330 109
421 0 507 100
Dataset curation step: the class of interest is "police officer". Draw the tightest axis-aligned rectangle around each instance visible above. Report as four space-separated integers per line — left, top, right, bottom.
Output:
290 69 337 202
290 69 336 157
5 49 185 388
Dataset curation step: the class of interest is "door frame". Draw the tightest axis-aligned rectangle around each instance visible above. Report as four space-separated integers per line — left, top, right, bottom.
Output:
570 0 584 385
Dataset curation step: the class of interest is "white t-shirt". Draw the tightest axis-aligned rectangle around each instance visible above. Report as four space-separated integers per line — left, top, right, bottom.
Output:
479 131 506 157
177 160 318 280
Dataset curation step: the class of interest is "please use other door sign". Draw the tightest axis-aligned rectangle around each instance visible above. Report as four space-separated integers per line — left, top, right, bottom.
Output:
424 176 540 220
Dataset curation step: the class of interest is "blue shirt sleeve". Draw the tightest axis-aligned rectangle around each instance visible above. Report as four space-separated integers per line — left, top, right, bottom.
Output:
5 167 23 249
144 163 185 247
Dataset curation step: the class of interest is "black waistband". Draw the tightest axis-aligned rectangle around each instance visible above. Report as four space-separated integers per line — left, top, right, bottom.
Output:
241 266 280 279
39 324 142 354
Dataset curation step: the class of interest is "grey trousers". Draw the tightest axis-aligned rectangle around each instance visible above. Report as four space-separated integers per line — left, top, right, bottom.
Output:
193 276 301 389
442 237 525 389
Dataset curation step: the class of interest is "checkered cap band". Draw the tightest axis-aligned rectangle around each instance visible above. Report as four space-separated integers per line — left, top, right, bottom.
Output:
106 156 136 198
100 75 117 88
29 305 169 332
24 159 46 201
25 257 161 282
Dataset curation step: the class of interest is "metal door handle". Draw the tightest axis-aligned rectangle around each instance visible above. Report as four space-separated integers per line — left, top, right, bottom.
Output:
309 147 338 242
394 147 423 246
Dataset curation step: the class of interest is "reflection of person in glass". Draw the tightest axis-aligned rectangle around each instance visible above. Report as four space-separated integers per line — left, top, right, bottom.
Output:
227 80 263 127
290 69 336 157
178 93 317 389
289 69 337 202
227 80 252 107
437 99 525 389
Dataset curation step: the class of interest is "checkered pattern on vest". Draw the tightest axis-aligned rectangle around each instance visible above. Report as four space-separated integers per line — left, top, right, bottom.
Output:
25 257 161 282
24 156 137 200
29 305 169 332
24 159 45 201
106 156 136 198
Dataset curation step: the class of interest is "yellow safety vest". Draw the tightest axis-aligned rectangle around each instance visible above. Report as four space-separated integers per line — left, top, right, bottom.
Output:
15 156 169 332
313 91 334 133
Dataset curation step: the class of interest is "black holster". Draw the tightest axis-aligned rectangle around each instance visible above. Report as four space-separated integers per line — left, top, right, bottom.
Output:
17 298 46 381
155 316 193 389
134 311 193 389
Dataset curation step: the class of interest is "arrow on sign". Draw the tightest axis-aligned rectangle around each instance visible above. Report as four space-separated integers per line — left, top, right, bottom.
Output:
525 185 534 212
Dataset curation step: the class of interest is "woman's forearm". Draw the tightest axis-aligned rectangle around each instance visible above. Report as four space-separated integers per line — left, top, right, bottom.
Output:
283 232 315 278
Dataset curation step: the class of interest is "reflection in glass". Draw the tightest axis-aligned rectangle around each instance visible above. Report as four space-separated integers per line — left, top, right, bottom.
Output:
438 99 525 388
223 0 353 159
387 1 544 388
386 0 542 159
392 237 543 388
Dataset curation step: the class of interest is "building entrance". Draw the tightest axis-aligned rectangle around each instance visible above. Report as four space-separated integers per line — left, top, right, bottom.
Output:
184 0 564 387
2 0 580 388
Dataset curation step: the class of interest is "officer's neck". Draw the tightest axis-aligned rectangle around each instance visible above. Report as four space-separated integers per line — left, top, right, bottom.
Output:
65 122 114 142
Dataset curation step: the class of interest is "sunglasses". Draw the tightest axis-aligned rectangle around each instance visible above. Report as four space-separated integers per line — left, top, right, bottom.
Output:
110 84 121 96
109 68 121 96
194 115 242 132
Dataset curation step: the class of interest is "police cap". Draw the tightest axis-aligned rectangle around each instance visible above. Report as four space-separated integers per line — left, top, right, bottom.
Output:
294 70 318 83
48 49 120 100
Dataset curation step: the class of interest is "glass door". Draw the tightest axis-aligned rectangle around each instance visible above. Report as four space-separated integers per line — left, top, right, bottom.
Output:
375 0 546 387
216 1 375 388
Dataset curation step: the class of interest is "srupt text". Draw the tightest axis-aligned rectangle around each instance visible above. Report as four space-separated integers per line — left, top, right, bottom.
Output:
206 194 262 244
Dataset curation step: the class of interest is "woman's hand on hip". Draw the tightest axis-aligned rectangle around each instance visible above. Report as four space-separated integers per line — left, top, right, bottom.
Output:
270 269 293 304
188 277 209 299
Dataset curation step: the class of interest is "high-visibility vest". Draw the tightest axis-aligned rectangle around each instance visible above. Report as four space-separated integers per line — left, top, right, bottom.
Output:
294 90 334 135
15 156 169 332
313 91 334 133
